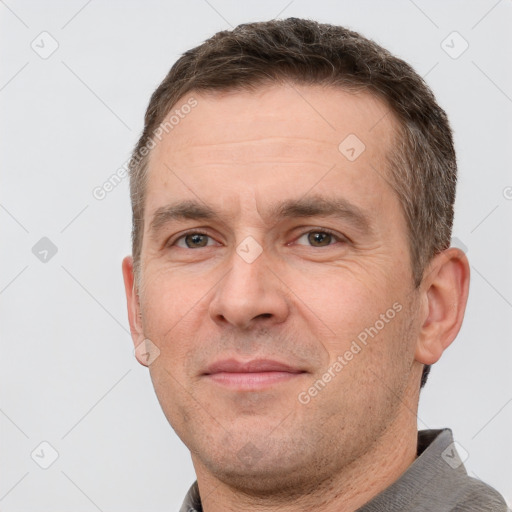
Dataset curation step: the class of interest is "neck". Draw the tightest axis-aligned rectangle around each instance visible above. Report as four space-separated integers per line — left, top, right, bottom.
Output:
193 402 419 512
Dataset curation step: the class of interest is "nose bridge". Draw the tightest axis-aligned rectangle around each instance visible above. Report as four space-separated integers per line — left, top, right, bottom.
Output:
208 238 289 329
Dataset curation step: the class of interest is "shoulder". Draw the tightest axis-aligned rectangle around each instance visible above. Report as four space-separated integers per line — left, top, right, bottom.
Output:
449 475 509 512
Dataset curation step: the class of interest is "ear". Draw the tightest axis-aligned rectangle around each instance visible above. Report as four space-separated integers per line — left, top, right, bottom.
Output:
122 256 148 367
415 247 470 366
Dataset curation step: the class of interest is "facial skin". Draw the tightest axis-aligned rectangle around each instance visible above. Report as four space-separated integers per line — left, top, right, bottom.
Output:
123 84 470 511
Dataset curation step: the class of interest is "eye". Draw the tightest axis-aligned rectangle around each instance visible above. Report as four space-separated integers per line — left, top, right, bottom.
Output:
295 229 344 247
174 232 217 249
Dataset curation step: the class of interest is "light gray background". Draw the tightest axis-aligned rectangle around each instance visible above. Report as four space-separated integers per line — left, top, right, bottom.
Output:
1 1 511 510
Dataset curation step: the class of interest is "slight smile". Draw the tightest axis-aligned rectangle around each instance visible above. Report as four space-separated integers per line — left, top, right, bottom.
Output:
203 358 307 391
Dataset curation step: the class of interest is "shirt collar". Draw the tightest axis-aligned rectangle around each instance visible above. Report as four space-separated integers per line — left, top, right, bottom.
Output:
356 428 464 511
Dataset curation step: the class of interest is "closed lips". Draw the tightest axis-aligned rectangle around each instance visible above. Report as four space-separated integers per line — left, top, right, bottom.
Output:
203 358 306 375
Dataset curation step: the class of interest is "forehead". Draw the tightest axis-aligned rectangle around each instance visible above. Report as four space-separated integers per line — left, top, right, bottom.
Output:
151 84 396 161
144 83 401 222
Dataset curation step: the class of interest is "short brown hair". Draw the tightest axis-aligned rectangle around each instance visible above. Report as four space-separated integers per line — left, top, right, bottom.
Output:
129 18 458 387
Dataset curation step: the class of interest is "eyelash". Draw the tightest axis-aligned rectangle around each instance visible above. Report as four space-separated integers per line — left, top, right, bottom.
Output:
294 227 347 247
168 227 347 248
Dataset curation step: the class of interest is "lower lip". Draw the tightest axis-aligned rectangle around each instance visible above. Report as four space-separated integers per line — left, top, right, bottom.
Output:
205 371 304 390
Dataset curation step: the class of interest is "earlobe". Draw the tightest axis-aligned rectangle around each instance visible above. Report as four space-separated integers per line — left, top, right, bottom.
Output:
415 248 470 366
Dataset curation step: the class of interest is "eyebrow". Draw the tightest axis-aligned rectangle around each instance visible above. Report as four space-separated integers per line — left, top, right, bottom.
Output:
148 195 372 238
149 200 219 236
269 195 372 233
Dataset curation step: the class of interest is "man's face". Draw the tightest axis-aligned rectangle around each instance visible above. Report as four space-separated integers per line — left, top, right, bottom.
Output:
128 84 423 492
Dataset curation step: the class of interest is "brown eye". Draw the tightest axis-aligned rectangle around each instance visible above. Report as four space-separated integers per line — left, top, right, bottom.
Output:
296 230 340 247
175 233 212 248
308 231 332 247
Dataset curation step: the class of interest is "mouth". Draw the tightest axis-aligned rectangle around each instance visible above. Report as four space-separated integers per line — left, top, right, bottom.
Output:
202 358 307 390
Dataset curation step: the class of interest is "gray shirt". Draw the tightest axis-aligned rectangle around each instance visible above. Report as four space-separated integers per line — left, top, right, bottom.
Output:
179 428 508 511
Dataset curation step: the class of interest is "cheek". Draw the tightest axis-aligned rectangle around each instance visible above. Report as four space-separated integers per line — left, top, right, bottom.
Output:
287 263 400 352
141 261 208 317
139 269 209 359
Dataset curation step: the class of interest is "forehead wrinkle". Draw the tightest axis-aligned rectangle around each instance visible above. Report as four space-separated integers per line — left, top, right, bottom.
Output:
168 136 337 166
178 136 336 148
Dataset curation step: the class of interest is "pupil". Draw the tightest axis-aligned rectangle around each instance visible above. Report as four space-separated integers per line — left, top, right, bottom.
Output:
309 232 331 246
187 234 207 248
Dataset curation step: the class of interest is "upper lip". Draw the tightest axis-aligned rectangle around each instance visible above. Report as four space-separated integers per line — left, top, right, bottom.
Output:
203 358 305 375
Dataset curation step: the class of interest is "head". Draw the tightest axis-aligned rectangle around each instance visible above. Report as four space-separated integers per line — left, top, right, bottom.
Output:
123 18 469 499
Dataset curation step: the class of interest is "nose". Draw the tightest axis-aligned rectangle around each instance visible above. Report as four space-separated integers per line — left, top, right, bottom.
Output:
208 244 290 330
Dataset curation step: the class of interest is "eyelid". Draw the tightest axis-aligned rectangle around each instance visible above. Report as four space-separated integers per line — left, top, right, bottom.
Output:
166 228 220 248
165 226 349 249
292 227 350 246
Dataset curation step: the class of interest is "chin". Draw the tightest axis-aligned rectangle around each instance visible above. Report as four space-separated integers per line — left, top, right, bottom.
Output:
212 461 320 497
197 434 333 498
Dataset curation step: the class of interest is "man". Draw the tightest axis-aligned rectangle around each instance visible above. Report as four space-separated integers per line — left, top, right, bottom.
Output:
122 18 508 511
